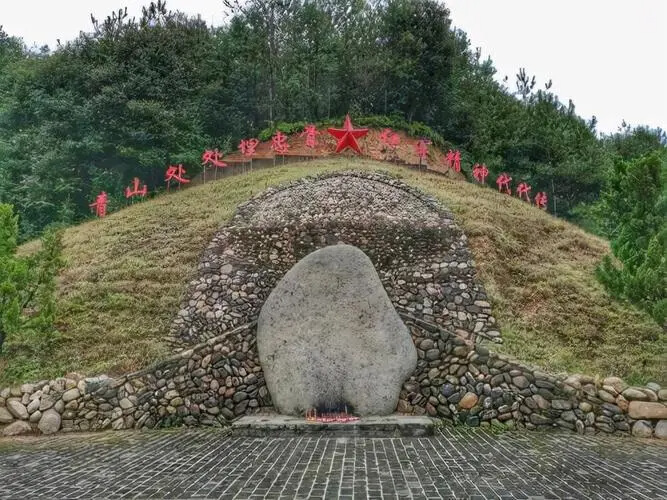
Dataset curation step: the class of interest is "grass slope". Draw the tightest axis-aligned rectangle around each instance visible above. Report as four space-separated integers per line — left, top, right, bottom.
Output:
3 158 664 386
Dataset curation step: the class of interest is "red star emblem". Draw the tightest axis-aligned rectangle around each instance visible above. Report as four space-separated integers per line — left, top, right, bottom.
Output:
327 114 369 154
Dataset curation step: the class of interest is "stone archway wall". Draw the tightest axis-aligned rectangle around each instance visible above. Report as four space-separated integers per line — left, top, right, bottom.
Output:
170 171 498 346
2 171 665 437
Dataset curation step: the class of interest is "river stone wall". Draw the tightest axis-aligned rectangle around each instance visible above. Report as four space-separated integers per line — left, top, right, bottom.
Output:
169 170 500 347
1 171 665 438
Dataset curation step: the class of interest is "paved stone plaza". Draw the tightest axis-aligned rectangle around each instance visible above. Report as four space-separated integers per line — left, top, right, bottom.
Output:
0 427 665 499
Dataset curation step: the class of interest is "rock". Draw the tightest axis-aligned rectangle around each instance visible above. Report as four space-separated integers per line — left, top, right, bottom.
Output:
532 394 550 410
0 406 14 424
7 400 29 420
628 401 667 420
26 398 41 414
622 388 649 401
119 398 134 410
2 421 33 436
579 402 592 413
257 245 417 416
29 410 42 423
39 395 56 411
646 382 661 392
603 376 627 395
631 420 653 438
551 399 572 410
655 420 667 440
459 392 478 409
512 376 529 389
62 388 80 403
38 409 61 434
658 390 667 401
530 414 552 425
597 390 616 403
610 393 627 411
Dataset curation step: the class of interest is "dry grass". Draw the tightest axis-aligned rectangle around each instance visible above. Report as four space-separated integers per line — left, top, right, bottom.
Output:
3 158 664 385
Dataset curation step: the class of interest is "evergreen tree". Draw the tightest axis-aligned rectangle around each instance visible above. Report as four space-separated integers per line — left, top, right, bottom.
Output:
596 153 667 325
0 204 64 353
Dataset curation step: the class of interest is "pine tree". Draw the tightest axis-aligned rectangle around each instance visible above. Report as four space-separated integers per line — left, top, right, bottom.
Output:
596 153 667 325
0 203 64 353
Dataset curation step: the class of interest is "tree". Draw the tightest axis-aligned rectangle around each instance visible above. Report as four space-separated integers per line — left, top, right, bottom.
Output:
596 153 667 325
0 204 64 353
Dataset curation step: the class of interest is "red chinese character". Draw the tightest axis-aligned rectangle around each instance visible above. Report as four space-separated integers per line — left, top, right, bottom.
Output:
301 125 318 149
444 149 461 172
445 149 455 168
472 164 489 184
534 191 548 209
125 177 148 199
496 172 512 194
239 138 260 157
271 131 289 155
201 149 227 169
453 150 461 172
89 191 108 218
380 128 400 149
516 182 531 201
388 133 400 148
415 139 429 163
165 164 190 190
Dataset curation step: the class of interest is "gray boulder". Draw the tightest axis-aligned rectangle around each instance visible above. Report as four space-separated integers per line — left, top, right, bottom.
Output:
7 400 28 420
0 406 14 424
38 409 62 434
2 420 33 437
257 245 417 416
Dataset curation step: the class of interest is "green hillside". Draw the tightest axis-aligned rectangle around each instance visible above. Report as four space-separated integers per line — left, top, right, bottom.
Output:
4 158 664 386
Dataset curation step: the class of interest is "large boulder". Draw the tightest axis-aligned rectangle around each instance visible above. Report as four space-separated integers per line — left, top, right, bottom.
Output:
38 409 62 434
7 400 28 420
257 245 417 416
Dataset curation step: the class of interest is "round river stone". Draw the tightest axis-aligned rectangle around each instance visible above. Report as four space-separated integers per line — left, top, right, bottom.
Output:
257 244 417 416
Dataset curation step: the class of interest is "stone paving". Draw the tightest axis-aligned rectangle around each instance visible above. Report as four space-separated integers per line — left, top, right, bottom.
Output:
0 427 665 499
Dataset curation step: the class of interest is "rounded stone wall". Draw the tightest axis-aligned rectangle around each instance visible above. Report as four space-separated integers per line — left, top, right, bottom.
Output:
170 170 498 346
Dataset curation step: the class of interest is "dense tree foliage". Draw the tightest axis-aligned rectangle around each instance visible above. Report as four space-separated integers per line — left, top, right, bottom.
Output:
0 0 623 239
0 204 63 355
596 152 666 326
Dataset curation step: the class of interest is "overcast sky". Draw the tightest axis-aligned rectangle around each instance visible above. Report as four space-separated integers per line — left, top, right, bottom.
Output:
1 0 665 134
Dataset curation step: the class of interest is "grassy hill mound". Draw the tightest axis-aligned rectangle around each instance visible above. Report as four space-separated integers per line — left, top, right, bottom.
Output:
3 158 664 386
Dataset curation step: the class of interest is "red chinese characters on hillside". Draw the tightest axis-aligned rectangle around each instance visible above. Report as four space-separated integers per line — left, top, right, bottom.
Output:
125 177 148 199
301 125 319 149
202 149 227 169
496 172 512 194
271 131 290 155
165 164 190 190
445 149 461 172
89 191 108 218
472 164 489 184
534 191 548 209
415 139 429 164
239 138 260 157
517 182 531 202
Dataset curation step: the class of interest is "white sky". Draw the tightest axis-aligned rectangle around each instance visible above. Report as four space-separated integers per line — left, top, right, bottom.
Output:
1 0 665 134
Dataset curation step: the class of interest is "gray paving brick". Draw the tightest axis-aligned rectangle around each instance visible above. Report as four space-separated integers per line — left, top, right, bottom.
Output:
0 427 665 499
